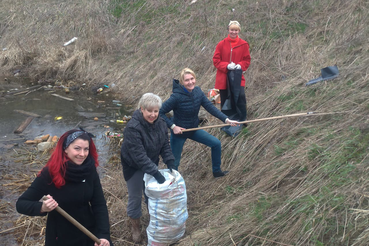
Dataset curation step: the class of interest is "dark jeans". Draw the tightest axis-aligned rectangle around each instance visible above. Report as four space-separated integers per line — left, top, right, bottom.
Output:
219 87 247 121
170 130 222 173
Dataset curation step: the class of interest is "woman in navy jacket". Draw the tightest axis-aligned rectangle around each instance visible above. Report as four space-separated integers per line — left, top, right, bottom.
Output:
16 129 112 246
159 68 239 178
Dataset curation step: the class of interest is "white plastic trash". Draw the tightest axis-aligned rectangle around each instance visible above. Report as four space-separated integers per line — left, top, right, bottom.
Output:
144 169 188 246
63 37 78 47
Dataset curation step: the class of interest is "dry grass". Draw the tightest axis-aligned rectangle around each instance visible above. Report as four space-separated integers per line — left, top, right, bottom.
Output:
1 0 369 245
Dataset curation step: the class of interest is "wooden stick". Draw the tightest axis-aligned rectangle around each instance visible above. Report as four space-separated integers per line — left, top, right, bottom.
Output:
14 117 34 134
14 109 41 118
42 196 101 245
7 85 42 95
51 93 74 101
182 111 337 132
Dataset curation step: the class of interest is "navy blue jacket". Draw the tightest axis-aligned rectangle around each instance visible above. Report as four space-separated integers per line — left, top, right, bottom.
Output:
160 79 228 137
120 109 175 181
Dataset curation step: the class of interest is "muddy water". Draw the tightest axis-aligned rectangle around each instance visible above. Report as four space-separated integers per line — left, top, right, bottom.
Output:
0 78 130 245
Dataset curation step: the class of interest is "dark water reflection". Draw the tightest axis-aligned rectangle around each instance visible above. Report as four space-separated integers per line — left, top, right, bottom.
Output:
0 78 129 244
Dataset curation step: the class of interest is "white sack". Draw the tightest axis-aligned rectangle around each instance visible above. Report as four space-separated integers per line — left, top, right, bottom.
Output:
144 169 188 246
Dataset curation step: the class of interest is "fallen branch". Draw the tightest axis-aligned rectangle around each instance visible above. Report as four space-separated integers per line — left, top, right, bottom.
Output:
7 85 42 95
14 110 41 118
0 223 26 234
51 93 74 101
14 117 34 134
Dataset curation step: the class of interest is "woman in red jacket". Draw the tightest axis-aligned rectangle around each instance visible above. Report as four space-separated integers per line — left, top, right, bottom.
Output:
213 20 251 122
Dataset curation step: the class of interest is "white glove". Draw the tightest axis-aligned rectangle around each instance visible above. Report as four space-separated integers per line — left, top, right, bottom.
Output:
225 118 240 126
235 64 241 70
227 62 236 70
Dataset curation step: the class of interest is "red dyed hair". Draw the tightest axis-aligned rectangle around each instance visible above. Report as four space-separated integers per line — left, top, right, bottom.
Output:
40 129 99 189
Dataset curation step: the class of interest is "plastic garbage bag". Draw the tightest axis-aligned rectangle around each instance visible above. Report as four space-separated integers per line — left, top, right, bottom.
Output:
221 125 243 137
144 169 188 246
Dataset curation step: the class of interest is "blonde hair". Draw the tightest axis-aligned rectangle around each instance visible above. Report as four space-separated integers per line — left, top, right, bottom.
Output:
179 68 196 84
228 20 241 31
137 93 162 110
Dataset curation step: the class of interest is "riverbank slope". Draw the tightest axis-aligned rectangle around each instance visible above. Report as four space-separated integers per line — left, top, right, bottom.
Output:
1 0 368 245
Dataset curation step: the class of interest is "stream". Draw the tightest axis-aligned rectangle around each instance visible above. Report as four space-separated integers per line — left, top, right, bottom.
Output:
0 77 130 245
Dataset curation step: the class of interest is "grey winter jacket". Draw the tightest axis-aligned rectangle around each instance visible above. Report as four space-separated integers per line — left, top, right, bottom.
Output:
160 79 228 137
120 109 175 181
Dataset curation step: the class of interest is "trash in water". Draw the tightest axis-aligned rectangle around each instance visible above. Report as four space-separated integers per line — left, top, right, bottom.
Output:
105 131 123 138
122 115 132 121
54 116 63 121
63 37 78 47
306 65 339 86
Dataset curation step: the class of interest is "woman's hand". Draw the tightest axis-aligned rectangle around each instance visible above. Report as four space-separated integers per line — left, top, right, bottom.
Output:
41 195 58 213
173 126 185 134
225 118 240 127
95 238 110 246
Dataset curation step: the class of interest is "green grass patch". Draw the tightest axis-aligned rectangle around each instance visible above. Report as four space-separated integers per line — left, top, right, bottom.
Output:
251 196 273 222
308 143 326 160
227 212 243 223
286 99 306 111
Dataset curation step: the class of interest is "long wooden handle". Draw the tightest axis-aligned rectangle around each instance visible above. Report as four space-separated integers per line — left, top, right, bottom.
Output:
42 196 101 245
182 111 336 133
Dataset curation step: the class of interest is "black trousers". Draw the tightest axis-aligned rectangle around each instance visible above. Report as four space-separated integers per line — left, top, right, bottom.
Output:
219 87 247 121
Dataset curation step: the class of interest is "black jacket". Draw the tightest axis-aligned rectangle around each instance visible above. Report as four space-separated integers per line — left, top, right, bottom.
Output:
16 159 112 246
120 109 175 181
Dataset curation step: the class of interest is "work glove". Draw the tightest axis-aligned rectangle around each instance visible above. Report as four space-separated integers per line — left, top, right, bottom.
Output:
235 64 241 70
166 160 176 173
227 62 236 70
153 171 165 184
225 118 240 126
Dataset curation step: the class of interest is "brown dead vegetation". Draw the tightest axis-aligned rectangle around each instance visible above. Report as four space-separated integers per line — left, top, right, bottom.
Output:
1 0 369 245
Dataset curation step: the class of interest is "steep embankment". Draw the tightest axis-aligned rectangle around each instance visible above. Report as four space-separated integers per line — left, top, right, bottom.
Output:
1 0 368 245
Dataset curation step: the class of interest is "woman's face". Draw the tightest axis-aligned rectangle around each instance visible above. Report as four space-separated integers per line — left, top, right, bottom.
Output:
182 73 196 92
64 138 89 165
228 26 240 39
141 106 159 124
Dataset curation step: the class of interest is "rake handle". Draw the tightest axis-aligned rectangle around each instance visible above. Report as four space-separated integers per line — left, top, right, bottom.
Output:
42 196 101 245
182 112 333 132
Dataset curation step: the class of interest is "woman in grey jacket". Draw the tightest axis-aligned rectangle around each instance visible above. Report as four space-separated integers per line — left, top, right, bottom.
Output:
120 93 175 243
159 68 239 178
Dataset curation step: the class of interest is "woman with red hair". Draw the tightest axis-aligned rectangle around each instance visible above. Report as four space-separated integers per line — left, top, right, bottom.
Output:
16 129 112 246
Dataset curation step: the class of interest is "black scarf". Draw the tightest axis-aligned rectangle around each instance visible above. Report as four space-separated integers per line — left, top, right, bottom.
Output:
64 155 95 183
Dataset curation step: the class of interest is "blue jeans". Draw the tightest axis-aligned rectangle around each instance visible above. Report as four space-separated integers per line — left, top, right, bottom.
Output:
170 130 222 172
